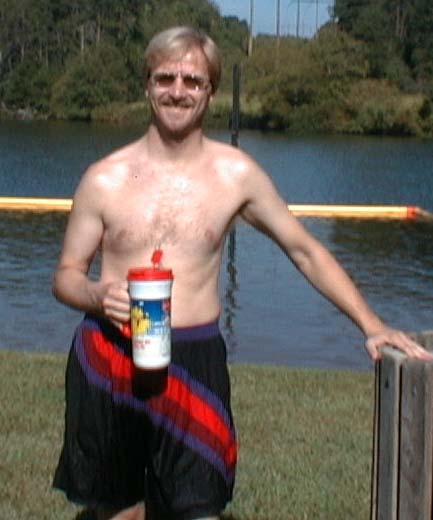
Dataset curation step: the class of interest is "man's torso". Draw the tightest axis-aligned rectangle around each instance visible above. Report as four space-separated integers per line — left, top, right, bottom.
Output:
92 136 247 326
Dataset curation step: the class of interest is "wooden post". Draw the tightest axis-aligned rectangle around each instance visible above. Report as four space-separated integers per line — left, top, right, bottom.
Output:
371 331 433 520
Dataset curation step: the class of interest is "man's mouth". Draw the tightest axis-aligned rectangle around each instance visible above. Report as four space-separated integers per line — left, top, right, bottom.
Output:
161 97 194 109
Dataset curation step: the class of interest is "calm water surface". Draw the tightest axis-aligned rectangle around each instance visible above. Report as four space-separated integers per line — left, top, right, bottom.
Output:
1 120 432 370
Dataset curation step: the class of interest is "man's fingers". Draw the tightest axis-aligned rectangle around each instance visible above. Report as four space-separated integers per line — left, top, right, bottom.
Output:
101 281 130 322
365 330 433 362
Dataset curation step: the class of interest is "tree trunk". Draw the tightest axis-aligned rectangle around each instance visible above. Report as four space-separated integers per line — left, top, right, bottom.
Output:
399 10 407 40
80 24 85 54
96 13 101 45
395 1 401 38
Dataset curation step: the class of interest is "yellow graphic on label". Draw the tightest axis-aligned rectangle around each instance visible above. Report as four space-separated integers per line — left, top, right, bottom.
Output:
131 306 152 335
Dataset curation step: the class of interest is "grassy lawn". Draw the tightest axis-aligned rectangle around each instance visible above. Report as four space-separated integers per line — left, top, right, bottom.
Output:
0 350 374 520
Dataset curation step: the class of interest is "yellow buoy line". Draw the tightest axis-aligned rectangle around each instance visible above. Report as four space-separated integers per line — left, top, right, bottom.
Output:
287 204 433 221
0 196 72 211
0 197 432 221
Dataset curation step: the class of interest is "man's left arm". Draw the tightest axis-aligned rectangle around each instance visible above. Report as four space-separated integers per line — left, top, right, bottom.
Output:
278 225 430 361
239 159 432 361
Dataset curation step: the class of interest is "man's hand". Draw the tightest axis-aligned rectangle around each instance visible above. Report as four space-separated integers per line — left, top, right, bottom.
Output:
365 327 433 362
99 280 130 330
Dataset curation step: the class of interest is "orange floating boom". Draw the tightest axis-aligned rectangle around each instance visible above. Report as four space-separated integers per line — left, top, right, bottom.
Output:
0 196 72 211
0 197 432 221
287 204 433 220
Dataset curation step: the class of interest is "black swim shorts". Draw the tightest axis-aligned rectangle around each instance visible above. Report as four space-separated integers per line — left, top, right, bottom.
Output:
53 314 237 519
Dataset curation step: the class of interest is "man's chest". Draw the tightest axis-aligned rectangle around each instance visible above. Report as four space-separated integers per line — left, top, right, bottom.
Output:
102 177 239 253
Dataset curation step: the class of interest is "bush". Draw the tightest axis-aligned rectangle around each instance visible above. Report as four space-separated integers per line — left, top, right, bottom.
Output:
50 42 130 120
2 58 56 113
341 79 424 136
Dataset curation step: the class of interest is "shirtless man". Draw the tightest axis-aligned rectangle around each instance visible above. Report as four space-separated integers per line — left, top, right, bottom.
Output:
52 26 431 520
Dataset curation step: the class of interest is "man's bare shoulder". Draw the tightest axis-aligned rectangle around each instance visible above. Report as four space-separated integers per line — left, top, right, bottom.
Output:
205 137 263 179
204 137 285 217
204 137 274 197
76 138 145 195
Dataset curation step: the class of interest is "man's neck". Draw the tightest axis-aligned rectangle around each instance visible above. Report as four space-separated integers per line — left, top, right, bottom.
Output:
145 123 205 163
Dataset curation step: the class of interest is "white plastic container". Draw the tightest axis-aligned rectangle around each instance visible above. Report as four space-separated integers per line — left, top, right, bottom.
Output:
127 265 173 369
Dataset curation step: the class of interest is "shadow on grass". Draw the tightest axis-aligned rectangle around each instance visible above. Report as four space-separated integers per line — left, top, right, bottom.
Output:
74 509 96 520
73 509 239 519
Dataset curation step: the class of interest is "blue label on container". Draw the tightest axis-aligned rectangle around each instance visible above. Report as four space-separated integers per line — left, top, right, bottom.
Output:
131 298 171 337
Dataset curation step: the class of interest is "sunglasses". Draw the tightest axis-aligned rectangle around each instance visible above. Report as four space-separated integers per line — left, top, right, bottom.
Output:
150 72 210 92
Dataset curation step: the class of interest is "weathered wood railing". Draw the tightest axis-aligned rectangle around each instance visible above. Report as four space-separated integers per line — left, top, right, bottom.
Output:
371 331 433 519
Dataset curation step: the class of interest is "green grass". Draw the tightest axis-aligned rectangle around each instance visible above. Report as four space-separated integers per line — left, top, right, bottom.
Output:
0 351 374 519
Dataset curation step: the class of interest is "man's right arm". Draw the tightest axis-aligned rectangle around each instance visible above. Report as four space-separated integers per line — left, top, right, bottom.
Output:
52 166 130 327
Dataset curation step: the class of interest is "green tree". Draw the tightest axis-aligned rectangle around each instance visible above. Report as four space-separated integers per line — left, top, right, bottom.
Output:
310 24 368 82
51 42 129 119
332 0 370 33
2 57 55 111
242 37 319 130
404 0 433 79
333 0 433 84
140 0 218 40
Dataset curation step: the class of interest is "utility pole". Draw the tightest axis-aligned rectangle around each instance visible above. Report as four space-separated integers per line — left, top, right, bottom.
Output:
287 0 333 38
276 0 281 62
275 0 280 68
296 0 301 38
276 0 281 41
248 0 254 57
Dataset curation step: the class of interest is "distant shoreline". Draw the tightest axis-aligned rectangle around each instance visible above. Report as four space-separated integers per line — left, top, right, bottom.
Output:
2 96 433 139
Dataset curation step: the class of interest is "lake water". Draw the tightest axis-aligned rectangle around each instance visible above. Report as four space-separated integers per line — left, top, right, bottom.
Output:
1 120 433 370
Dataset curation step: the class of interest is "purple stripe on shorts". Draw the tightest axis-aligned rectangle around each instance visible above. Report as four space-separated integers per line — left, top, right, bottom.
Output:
171 319 220 342
169 363 232 429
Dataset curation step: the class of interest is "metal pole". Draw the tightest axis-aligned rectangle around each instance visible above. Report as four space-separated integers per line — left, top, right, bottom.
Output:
276 0 281 58
296 0 301 38
230 64 240 264
231 64 241 148
225 64 241 351
276 0 281 39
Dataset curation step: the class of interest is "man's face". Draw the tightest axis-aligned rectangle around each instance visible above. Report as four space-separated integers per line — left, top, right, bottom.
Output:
147 46 212 139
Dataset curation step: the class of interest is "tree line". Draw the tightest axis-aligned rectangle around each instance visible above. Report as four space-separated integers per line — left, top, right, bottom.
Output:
0 0 248 118
1 0 433 137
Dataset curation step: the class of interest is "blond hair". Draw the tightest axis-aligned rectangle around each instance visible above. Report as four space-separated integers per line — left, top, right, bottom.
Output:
144 26 222 94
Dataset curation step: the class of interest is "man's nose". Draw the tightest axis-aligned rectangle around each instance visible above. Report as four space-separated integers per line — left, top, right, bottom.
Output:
168 76 187 97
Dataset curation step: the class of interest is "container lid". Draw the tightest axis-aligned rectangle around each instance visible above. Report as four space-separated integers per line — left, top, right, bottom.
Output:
127 267 173 281
127 249 173 281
